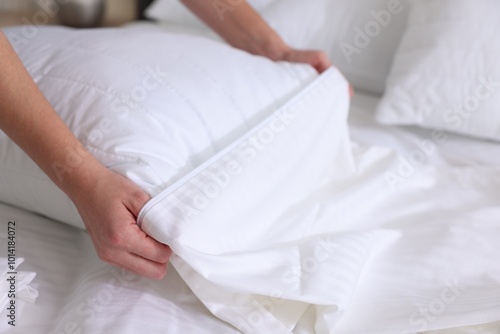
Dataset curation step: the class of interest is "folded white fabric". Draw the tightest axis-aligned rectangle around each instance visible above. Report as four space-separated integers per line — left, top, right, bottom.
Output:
139 68 400 332
327 165 500 334
138 65 500 332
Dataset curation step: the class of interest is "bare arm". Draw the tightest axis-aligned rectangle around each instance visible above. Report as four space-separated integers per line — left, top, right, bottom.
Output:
0 32 171 279
181 0 333 73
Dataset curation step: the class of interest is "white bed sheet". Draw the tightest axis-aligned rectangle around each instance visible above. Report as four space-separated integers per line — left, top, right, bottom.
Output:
0 201 238 334
1 91 500 334
349 93 500 167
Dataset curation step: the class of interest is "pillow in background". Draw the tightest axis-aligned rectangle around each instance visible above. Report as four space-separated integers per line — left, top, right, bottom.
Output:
145 0 411 96
376 0 500 141
0 26 316 229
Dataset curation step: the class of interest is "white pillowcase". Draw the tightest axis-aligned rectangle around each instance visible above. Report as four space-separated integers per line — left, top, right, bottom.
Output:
137 68 403 333
376 0 500 141
145 0 411 95
0 26 317 229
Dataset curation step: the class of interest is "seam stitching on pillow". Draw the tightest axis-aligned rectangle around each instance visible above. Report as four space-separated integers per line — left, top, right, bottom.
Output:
82 144 147 163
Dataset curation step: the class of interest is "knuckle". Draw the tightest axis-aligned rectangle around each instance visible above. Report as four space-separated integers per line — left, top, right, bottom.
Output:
131 189 150 205
129 190 151 212
108 232 124 248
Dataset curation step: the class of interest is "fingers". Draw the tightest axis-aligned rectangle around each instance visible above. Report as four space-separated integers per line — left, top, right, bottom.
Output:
117 182 171 265
113 176 173 273
75 170 172 280
95 223 172 279
310 51 333 73
126 223 172 264
285 50 333 74
106 251 169 280
283 49 353 95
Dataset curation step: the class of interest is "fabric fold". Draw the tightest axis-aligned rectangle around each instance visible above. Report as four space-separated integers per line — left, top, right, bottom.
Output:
0 257 38 316
139 68 399 332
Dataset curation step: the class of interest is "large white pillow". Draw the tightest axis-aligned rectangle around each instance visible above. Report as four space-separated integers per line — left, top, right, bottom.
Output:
145 0 411 95
376 0 500 141
0 26 317 229
136 68 394 333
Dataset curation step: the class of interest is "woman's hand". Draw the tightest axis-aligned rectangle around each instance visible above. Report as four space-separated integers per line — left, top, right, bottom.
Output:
70 168 172 280
1 32 171 279
182 0 334 74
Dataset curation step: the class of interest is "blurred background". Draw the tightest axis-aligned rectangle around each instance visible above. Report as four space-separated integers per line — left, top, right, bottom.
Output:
0 0 137 27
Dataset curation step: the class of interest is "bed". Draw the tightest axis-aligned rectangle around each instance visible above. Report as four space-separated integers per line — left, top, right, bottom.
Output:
1 0 500 333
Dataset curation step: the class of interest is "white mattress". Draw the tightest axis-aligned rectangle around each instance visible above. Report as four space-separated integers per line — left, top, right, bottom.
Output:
2 90 500 334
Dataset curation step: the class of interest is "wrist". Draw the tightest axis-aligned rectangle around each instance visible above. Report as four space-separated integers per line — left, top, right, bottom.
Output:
53 146 109 202
257 35 291 61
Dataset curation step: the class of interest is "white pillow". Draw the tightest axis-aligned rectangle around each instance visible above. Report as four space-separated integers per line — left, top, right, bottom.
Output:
145 0 411 95
137 68 396 333
376 0 500 141
0 26 317 229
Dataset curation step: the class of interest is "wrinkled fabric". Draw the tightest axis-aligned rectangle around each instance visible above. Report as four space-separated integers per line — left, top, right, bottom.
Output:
139 69 500 332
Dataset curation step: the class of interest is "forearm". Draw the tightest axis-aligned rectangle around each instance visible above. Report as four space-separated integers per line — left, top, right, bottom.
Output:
181 0 290 59
0 32 106 200
0 32 172 279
